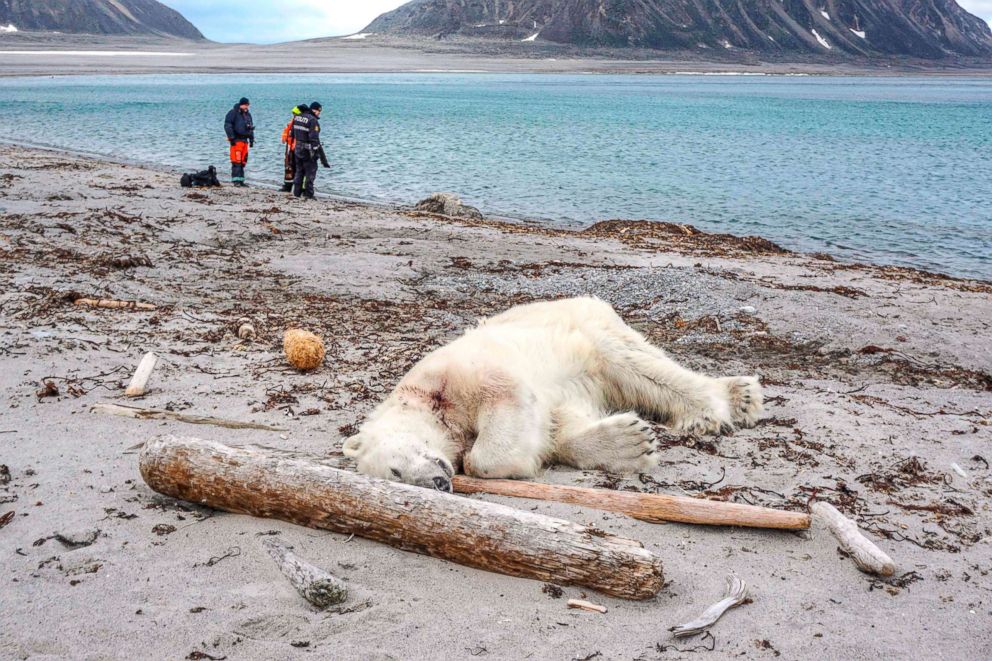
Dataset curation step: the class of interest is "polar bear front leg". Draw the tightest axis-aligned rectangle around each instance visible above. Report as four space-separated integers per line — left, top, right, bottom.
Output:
463 386 547 480
552 405 660 474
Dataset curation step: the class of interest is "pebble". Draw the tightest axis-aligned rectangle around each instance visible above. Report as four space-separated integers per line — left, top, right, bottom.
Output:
423 265 756 324
739 305 757 315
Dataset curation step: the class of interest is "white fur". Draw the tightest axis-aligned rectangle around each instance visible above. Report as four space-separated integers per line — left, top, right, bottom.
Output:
344 297 763 488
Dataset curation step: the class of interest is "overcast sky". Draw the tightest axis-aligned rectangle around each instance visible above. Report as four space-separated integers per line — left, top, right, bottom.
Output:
161 0 992 44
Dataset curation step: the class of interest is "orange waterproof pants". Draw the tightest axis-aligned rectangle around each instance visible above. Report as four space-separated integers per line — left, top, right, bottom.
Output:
230 141 249 165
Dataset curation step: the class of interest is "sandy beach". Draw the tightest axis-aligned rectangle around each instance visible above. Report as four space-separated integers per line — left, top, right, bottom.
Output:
1 33 992 77
0 144 990 660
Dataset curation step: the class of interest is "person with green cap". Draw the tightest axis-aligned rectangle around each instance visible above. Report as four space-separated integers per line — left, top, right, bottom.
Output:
279 103 309 193
224 97 255 187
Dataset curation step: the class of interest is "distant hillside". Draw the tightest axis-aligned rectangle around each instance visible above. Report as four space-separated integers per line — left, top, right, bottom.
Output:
365 0 992 59
0 0 204 39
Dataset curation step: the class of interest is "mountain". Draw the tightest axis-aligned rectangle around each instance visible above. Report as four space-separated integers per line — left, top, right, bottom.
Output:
0 0 204 39
364 0 992 59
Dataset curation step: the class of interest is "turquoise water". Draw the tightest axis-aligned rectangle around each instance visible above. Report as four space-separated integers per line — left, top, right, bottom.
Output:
0 73 990 279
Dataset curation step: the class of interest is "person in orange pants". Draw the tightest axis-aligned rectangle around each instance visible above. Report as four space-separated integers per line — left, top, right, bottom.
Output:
280 104 307 192
224 97 255 187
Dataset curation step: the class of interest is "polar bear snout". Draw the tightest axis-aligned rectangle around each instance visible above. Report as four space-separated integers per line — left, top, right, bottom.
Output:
432 475 452 492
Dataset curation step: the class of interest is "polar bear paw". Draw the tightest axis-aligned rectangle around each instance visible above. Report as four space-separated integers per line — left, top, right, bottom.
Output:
592 412 661 473
669 376 763 437
719 375 763 428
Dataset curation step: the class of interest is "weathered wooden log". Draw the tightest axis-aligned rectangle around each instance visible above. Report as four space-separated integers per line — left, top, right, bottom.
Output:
124 352 158 398
139 436 665 600
92 403 286 432
812 502 895 576
74 297 156 311
261 538 348 608
452 476 810 530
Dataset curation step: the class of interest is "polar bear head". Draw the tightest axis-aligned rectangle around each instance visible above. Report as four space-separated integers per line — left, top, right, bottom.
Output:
343 405 456 492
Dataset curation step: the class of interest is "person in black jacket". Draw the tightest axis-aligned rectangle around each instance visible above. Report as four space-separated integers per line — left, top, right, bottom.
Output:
291 101 330 199
224 97 255 187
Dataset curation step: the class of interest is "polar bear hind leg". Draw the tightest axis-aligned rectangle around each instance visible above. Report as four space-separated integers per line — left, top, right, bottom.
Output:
601 332 763 436
551 403 661 473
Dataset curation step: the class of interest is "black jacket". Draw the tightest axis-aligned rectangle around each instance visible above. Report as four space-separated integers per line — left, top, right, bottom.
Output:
224 105 255 145
292 109 321 159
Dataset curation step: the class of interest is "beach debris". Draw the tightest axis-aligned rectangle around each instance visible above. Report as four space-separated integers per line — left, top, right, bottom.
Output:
542 583 564 598
262 537 349 609
55 529 100 549
812 502 895 576
414 192 484 220
583 220 787 257
0 464 9 485
283 329 325 371
139 436 665 600
568 599 607 614
124 352 158 398
670 574 749 638
73 297 157 312
452 475 810 530
186 651 226 660
193 546 241 568
103 255 153 270
950 463 968 478
0 511 14 530
237 319 256 340
36 380 59 399
91 403 287 432
152 524 177 536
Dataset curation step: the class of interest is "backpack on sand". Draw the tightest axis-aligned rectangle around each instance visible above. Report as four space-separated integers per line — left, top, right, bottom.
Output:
180 166 221 188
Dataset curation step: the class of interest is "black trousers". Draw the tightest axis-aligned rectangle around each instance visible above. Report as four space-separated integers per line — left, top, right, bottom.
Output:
293 157 318 198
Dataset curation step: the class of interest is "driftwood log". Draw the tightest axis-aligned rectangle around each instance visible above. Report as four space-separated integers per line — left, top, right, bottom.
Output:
453 476 810 530
670 574 749 638
261 538 348 608
74 297 157 311
139 436 665 600
812 502 895 576
124 352 158 398
568 599 608 614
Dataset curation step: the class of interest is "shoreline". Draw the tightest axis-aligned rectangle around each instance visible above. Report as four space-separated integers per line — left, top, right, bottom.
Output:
2 139 987 288
1 146 991 660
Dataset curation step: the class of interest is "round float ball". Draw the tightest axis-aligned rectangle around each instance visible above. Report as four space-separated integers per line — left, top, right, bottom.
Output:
283 329 325 371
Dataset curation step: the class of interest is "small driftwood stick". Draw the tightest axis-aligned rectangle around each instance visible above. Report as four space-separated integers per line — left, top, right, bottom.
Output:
124 352 158 398
139 436 665 600
812 502 895 576
452 476 810 530
670 574 749 638
74 298 157 311
92 403 286 432
567 599 608 614
262 538 348 608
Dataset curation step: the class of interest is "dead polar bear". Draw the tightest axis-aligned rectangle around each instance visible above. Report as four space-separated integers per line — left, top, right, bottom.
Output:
344 297 762 491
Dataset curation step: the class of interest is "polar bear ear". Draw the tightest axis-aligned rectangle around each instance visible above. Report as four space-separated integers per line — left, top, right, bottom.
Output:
342 434 364 458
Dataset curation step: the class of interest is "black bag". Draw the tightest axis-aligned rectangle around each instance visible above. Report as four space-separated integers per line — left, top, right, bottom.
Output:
180 166 221 188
